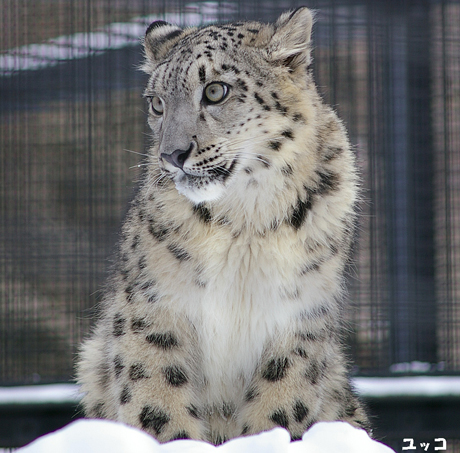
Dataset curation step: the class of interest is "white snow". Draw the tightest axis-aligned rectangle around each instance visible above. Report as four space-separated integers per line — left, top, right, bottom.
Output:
9 376 460 451
15 419 395 453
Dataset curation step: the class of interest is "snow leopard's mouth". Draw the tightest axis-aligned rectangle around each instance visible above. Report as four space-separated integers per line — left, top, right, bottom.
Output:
170 158 239 203
166 157 238 183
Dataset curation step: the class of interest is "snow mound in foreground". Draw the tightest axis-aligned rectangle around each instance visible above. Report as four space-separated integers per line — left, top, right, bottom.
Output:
18 419 395 453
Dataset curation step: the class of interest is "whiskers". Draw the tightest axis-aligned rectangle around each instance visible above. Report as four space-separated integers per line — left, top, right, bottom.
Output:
123 149 168 189
124 149 149 170
214 135 283 167
124 132 283 189
124 148 150 158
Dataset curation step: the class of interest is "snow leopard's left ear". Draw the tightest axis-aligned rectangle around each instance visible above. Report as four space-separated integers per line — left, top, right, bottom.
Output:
268 7 314 71
142 21 184 73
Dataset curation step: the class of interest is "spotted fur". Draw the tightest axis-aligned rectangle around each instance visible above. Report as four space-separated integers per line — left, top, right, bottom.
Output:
77 7 370 444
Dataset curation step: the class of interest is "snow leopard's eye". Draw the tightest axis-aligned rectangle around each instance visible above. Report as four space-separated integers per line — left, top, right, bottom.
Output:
203 82 229 104
147 95 164 115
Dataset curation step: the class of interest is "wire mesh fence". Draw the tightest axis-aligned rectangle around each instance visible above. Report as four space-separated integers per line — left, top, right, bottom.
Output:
1 0 459 387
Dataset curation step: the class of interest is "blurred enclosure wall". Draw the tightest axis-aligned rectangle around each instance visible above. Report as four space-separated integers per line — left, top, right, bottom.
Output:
1 0 459 384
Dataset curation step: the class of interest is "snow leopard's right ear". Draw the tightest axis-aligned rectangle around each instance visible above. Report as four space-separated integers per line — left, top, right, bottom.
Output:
267 7 314 72
142 21 183 73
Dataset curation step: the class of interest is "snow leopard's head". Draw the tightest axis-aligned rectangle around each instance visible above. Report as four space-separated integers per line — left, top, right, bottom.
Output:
142 8 313 204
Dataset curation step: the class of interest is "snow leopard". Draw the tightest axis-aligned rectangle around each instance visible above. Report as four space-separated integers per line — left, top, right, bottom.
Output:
77 7 370 444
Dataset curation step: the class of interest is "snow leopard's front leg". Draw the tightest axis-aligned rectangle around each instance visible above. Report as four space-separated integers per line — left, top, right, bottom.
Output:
78 305 208 443
238 319 370 440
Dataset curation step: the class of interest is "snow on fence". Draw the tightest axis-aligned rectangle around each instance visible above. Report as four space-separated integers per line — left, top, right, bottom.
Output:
2 376 460 406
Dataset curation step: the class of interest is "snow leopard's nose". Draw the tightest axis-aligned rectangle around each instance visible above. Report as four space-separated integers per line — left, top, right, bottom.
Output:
161 143 193 170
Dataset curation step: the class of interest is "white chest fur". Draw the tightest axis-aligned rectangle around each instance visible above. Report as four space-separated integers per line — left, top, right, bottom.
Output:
171 230 333 403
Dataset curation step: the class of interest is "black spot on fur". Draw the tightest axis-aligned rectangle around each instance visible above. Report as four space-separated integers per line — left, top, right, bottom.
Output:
292 112 304 122
147 292 158 303
268 140 282 151
222 402 235 418
138 256 147 270
241 424 250 435
163 365 188 386
131 234 140 249
275 102 288 115
187 405 200 419
294 347 308 359
139 405 170 434
247 28 259 34
170 431 190 441
288 197 311 230
198 65 206 84
129 363 149 380
125 285 134 303
113 313 126 337
120 385 132 405
291 435 302 441
316 170 339 195
167 243 191 262
269 409 289 429
148 221 169 242
193 203 212 223
300 261 320 274
293 401 309 423
254 92 267 107
306 359 325 385
113 355 124 378
262 357 290 381
236 78 248 91
298 331 322 341
146 332 179 349
281 164 294 176
244 387 258 402
281 129 294 140
138 208 146 222
131 318 147 333
323 146 344 161
141 280 155 291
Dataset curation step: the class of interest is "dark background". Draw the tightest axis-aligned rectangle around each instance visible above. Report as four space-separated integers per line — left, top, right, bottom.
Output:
1 0 459 450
